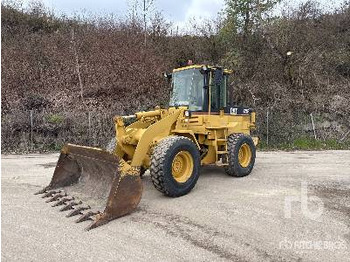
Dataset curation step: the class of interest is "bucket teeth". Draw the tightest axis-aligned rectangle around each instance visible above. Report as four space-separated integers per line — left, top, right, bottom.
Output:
67 206 90 218
46 192 67 203
42 190 61 198
60 201 82 212
52 196 74 207
75 211 100 223
35 144 142 231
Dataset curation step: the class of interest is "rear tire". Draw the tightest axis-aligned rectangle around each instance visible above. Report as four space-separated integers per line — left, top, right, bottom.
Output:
150 136 200 197
225 134 256 177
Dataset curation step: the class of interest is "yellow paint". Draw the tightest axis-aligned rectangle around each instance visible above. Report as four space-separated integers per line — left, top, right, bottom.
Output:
238 143 252 168
201 145 216 165
172 129 200 149
110 65 256 174
114 107 256 170
130 109 183 167
173 65 204 72
173 65 233 75
172 151 194 183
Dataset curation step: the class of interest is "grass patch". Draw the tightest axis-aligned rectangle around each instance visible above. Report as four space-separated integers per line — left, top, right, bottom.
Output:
46 114 64 124
258 137 350 151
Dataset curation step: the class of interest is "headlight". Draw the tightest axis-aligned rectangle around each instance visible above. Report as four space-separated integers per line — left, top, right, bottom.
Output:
184 110 191 117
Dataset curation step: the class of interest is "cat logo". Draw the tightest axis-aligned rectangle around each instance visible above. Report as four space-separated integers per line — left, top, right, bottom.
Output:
230 108 238 115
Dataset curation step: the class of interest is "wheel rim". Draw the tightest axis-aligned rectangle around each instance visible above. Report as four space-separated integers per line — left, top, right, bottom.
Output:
172 151 194 183
238 143 252 168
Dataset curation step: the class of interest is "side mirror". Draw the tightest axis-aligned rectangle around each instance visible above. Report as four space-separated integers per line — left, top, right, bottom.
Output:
200 65 210 75
163 72 172 79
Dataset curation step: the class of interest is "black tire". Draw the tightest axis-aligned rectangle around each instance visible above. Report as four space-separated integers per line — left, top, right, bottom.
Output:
224 134 256 177
106 137 146 176
150 136 200 197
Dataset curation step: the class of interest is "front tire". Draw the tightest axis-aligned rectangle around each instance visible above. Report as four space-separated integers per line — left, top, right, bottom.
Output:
150 136 200 197
225 134 256 177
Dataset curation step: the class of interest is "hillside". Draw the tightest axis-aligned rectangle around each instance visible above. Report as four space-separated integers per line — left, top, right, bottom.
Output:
1 1 350 152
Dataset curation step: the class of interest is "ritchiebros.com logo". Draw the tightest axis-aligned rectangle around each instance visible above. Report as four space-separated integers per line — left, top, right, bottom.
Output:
284 181 324 221
279 238 347 250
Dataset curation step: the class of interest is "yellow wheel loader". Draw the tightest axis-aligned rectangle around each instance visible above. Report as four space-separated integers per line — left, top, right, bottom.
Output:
35 64 258 230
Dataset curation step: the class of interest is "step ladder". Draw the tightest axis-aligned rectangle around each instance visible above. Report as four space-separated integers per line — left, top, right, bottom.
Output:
213 128 229 166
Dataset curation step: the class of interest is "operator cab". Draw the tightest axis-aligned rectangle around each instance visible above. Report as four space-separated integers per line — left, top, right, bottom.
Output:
167 65 232 113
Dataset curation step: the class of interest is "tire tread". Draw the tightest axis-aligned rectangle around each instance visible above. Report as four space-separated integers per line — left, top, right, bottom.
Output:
150 136 199 197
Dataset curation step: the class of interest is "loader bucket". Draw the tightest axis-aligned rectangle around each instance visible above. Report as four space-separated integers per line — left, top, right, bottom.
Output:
35 144 143 230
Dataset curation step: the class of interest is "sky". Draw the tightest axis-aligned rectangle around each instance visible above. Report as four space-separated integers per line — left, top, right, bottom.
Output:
18 0 225 23
12 0 347 29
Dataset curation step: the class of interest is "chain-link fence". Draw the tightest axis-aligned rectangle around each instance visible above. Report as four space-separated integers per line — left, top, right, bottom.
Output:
1 109 349 153
1 110 116 153
255 109 349 149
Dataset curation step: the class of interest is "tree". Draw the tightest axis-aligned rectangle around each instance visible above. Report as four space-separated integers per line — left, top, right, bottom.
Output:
223 0 281 38
127 0 155 46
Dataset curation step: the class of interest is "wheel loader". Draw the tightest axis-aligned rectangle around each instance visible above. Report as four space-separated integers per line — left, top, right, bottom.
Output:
35 64 258 230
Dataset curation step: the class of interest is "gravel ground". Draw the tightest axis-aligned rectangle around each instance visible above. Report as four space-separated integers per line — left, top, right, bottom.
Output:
1 151 350 262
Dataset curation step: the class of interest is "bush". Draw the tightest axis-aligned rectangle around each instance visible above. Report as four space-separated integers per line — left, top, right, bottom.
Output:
46 114 64 124
1 2 349 152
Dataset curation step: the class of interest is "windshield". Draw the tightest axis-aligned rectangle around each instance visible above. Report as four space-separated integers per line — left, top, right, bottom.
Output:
169 68 204 111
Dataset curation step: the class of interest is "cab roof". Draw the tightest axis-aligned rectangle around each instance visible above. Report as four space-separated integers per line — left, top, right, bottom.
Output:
172 65 233 74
